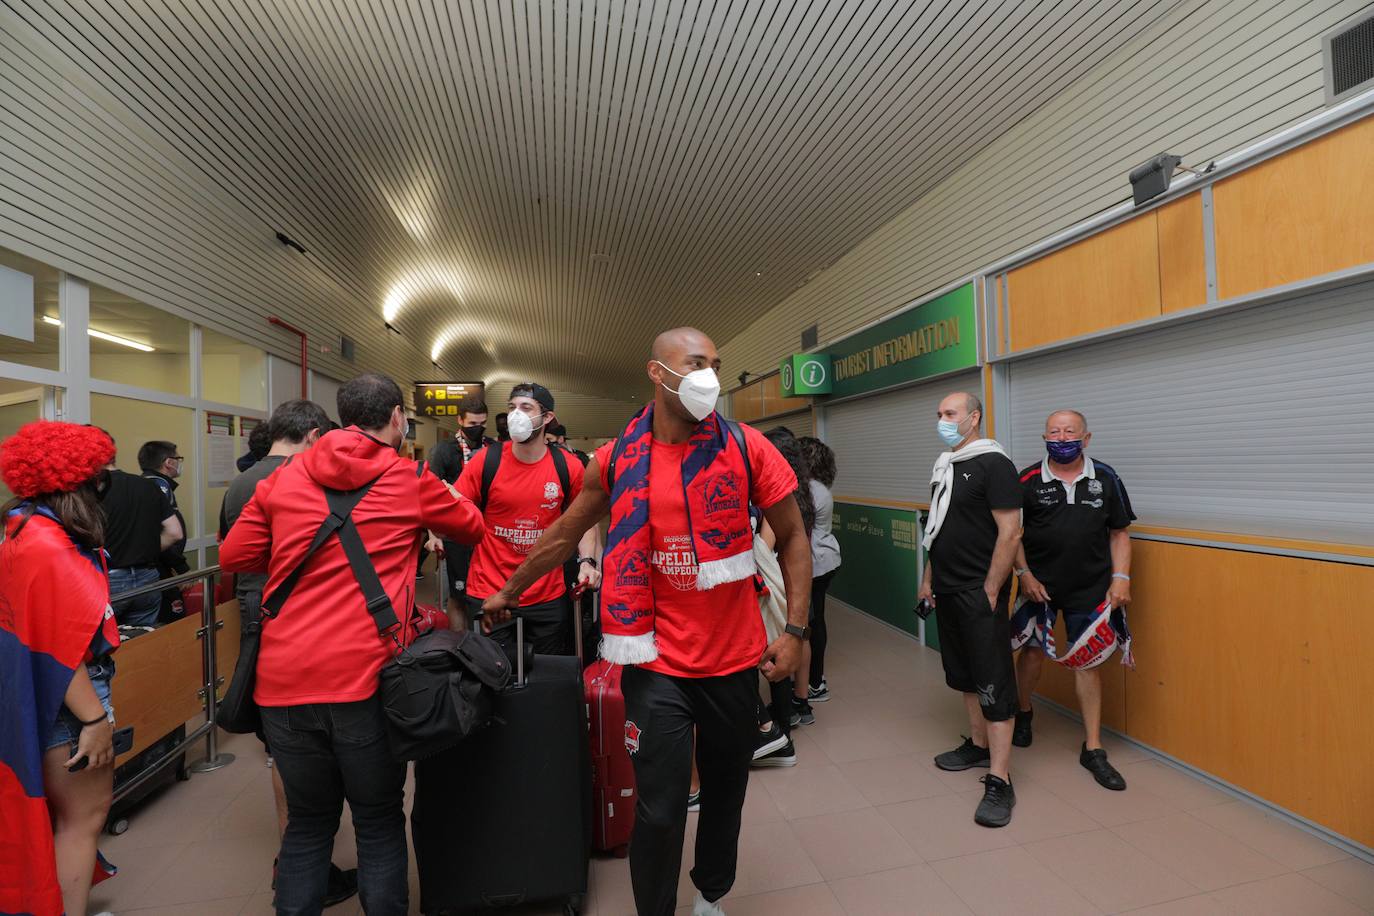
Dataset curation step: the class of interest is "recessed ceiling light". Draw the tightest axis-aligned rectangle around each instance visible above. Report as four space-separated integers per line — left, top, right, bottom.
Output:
755 271 762 277
43 315 155 352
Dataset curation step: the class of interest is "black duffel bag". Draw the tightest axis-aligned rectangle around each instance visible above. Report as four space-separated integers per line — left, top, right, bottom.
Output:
379 626 511 761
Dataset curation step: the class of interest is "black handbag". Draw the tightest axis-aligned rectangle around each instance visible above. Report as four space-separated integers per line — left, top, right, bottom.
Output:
215 476 381 734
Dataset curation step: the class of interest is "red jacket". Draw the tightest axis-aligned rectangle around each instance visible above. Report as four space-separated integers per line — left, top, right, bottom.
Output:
220 428 484 705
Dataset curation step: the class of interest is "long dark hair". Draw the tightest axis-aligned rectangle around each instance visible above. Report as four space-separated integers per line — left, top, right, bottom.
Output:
2 473 107 551
799 436 836 488
763 428 816 533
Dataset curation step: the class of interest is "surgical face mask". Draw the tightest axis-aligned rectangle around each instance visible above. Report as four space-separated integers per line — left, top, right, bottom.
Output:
937 417 967 448
1045 438 1084 464
656 361 720 422
506 409 544 443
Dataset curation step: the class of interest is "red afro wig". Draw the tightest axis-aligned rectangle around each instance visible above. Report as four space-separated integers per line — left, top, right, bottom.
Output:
1 421 116 499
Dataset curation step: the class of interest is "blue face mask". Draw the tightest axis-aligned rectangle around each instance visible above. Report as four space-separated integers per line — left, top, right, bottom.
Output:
1046 439 1084 464
937 418 965 448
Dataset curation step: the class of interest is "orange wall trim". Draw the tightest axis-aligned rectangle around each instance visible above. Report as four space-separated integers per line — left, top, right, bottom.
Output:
1131 525 1374 561
1032 539 1374 848
833 496 928 512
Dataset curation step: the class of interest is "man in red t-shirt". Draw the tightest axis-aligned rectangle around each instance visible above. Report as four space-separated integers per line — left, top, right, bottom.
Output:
459 382 601 656
484 329 811 916
221 373 484 916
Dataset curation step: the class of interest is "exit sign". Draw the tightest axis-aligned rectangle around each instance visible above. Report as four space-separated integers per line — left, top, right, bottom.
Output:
779 353 831 397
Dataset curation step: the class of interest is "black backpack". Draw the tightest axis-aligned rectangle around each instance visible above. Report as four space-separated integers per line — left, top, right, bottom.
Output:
477 442 573 512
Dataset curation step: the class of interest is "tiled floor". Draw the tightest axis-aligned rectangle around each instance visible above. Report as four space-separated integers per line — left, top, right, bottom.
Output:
91 604 1373 915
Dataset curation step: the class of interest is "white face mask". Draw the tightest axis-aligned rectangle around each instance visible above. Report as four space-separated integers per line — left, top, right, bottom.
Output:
656 361 720 422
506 409 544 443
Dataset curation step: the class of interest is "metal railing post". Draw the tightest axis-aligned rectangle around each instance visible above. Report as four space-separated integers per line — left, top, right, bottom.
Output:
190 568 233 773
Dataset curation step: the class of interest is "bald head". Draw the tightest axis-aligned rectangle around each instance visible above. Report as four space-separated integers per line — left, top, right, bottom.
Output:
651 327 716 363
1045 409 1088 435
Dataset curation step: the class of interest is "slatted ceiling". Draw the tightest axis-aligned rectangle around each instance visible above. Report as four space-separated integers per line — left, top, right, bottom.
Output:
2 0 1175 407
722 0 1373 377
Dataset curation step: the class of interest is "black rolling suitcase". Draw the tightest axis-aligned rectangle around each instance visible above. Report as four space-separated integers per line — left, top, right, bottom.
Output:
413 614 591 916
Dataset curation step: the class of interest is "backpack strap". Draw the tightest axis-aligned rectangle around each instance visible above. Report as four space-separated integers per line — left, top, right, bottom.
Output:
479 444 503 511
724 419 752 502
330 488 402 636
548 445 573 512
260 473 383 619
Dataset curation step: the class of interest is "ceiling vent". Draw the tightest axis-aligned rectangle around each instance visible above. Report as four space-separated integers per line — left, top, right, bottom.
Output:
800 324 819 350
1324 13 1374 104
339 334 356 362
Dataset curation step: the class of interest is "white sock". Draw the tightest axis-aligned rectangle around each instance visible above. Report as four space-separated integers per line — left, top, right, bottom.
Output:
693 892 726 915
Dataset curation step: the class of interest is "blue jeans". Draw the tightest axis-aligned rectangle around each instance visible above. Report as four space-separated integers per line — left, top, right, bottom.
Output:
261 694 407 916
108 566 161 628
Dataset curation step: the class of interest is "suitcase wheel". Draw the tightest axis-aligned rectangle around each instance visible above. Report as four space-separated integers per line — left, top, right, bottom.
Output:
107 816 130 836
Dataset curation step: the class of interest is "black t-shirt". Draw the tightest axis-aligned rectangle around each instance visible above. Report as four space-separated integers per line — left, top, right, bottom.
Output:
929 452 1021 593
219 454 288 595
100 469 175 568
427 439 465 485
1020 458 1135 611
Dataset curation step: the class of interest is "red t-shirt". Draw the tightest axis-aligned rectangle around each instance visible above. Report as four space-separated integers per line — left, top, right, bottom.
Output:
458 443 585 605
595 424 797 678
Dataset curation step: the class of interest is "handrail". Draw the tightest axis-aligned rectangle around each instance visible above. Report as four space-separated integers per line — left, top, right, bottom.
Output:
109 565 234 802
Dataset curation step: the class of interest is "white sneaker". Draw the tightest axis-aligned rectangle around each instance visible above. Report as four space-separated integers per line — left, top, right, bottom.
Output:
693 892 726 915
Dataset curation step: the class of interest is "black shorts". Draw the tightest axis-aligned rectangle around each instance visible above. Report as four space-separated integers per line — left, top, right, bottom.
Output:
934 585 1018 722
444 542 473 599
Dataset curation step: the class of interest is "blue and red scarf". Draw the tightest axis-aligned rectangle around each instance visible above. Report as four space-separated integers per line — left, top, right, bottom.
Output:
1 507 117 916
600 405 754 665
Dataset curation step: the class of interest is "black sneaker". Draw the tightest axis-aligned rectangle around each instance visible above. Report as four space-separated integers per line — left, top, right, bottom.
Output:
792 697 815 726
1080 744 1127 791
933 737 990 771
752 722 790 761
807 680 830 703
752 737 797 767
974 774 1016 827
687 789 701 812
323 864 359 908
1012 708 1034 748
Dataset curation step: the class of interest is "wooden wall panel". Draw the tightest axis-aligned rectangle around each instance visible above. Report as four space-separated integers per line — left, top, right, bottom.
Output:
1125 540 1374 848
214 600 241 700
1007 214 1162 352
110 614 205 760
731 373 809 423
1213 116 1374 299
1157 193 1207 313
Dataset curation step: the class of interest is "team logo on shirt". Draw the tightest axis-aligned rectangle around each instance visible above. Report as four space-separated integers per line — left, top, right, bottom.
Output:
615 549 651 589
540 480 562 510
624 720 642 755
493 516 543 555
703 472 743 515
652 534 697 591
1087 479 1103 496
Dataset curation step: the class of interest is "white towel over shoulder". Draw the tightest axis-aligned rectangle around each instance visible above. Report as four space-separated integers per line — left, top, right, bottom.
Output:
922 439 1009 549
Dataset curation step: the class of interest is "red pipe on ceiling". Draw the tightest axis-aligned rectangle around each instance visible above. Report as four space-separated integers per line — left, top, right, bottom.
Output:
267 316 308 397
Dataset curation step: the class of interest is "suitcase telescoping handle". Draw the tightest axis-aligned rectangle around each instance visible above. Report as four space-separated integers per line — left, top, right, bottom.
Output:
509 581 584 689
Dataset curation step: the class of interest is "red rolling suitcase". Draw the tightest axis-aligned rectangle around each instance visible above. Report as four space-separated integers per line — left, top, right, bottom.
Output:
585 657 635 857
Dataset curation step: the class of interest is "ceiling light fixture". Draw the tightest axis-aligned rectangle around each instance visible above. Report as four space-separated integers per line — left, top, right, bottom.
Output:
43 315 155 352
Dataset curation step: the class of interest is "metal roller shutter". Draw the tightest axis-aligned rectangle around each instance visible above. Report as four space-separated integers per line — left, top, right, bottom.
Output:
825 370 983 505
1005 279 1374 544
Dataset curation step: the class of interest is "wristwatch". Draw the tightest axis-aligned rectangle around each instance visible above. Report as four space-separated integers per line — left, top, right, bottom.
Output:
577 556 598 569
784 623 810 640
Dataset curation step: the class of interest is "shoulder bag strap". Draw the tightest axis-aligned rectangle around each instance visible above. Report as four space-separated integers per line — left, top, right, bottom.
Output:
479 443 503 511
260 473 382 619
329 488 402 637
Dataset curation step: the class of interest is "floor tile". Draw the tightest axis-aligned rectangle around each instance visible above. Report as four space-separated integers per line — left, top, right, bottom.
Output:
790 807 922 881
726 819 825 899
878 794 1019 862
1189 801 1350 871
1122 895 1235 915
1208 872 1367 915
829 862 973 916
839 753 951 806
802 721 907 764
932 845 1100 916
131 833 276 908
955 776 1100 845
709 882 847 915
756 763 869 820
1112 812 1289 892
1302 857 1374 910
1035 764 1186 827
1023 827 1198 912
87 842 185 913
121 895 252 916
1114 760 1234 810
739 779 786 824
